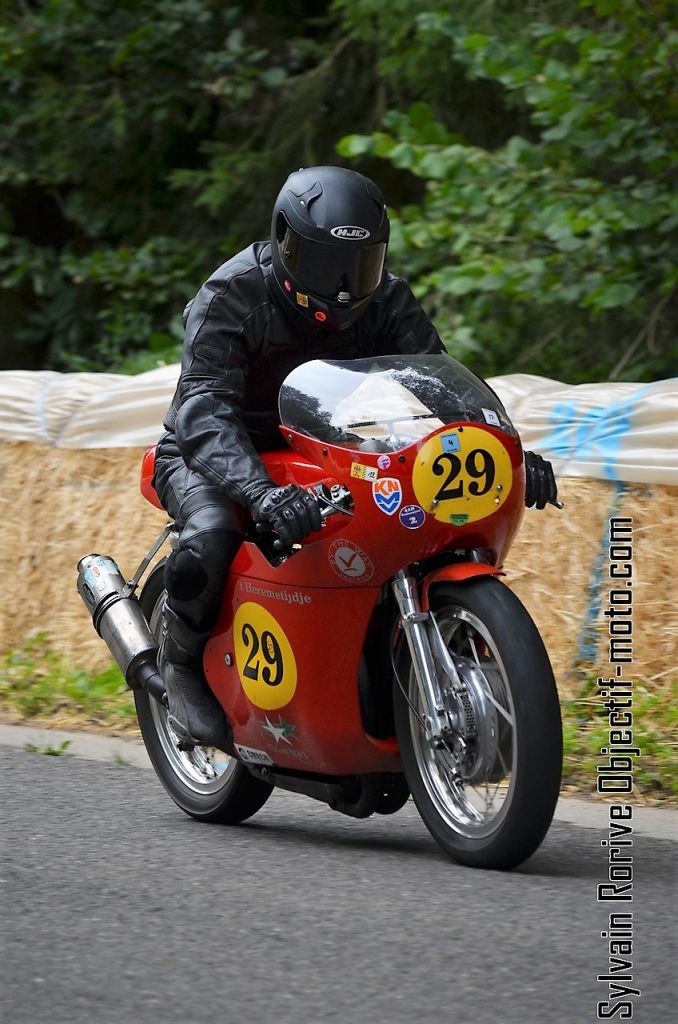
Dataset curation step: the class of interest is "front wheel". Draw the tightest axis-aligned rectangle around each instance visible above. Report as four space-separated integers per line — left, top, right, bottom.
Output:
134 562 273 823
394 577 562 869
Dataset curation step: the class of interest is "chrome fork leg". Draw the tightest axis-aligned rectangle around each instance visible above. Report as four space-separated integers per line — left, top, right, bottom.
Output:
392 570 451 744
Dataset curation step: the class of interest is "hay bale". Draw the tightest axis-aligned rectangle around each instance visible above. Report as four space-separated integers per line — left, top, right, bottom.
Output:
0 442 165 672
1 442 675 700
503 478 677 698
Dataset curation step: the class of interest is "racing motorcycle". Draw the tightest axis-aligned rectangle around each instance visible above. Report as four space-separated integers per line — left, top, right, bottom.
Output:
77 353 563 870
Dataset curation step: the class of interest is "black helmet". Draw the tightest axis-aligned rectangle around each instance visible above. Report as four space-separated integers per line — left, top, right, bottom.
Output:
271 165 389 331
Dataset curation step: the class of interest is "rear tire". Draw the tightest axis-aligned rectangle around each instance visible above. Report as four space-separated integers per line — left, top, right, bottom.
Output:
134 562 273 823
394 577 562 869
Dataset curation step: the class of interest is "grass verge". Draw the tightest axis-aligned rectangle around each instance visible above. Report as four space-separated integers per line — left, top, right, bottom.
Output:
0 634 138 735
1 635 676 803
561 673 677 804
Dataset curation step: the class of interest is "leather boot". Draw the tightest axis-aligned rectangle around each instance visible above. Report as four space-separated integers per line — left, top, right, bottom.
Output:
157 605 231 749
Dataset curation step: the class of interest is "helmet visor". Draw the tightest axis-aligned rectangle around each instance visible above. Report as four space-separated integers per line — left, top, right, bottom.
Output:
277 220 386 301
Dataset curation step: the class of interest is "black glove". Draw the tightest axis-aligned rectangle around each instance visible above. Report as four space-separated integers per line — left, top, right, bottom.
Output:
524 450 558 509
248 483 322 546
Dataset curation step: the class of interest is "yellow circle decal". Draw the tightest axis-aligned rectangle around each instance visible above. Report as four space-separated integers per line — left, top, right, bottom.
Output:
412 426 514 525
233 602 297 710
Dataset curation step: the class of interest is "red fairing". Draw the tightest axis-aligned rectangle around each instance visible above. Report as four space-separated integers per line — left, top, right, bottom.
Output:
200 423 524 777
140 445 164 510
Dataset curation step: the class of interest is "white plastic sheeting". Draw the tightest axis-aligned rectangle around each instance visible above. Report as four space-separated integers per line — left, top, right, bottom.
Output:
488 373 677 485
0 366 676 484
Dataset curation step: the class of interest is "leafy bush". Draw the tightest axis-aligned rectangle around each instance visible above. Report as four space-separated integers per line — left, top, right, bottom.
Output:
0 0 306 370
338 0 677 381
1 0 675 381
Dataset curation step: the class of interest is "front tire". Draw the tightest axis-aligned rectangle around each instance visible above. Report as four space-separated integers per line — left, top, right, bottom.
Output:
394 577 562 869
134 562 273 823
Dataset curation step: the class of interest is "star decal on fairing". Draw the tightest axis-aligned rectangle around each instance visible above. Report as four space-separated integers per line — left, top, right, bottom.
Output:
261 715 296 745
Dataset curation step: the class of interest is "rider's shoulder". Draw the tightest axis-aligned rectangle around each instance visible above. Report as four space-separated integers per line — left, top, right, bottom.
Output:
182 243 270 329
201 242 270 295
365 271 415 319
373 270 411 301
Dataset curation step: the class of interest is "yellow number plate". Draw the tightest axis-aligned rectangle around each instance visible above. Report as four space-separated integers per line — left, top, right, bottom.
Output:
412 426 514 525
233 602 298 710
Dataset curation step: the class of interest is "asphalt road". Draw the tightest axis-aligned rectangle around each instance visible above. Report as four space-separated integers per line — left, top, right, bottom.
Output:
1 743 675 1024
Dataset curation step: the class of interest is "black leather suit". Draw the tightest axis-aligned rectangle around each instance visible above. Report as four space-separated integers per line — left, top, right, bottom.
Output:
154 240 445 635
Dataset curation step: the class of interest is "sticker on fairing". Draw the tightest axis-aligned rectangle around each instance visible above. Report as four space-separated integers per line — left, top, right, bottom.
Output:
440 432 461 453
329 539 374 582
350 462 378 483
261 715 296 745
235 744 274 766
482 407 501 427
372 477 402 516
412 426 513 525
399 504 426 530
233 603 297 710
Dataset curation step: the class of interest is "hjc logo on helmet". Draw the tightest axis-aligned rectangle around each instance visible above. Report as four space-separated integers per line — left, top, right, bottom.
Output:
330 226 371 240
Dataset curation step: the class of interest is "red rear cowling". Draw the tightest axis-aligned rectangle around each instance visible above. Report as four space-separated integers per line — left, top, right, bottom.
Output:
140 445 164 510
140 445 328 513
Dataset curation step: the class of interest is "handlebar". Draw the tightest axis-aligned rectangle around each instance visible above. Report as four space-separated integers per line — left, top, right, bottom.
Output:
254 523 287 554
255 484 563 554
254 482 354 555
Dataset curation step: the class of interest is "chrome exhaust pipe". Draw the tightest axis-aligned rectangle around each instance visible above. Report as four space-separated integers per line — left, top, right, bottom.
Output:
76 553 166 703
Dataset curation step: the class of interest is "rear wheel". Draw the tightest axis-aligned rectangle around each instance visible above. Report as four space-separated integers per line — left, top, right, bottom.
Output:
134 563 273 823
394 576 562 869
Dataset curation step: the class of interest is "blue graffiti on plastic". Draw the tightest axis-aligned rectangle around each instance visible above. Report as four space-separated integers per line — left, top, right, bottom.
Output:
537 386 652 480
573 481 627 670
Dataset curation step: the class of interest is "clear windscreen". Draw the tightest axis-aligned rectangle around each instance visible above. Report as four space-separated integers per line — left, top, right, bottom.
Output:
279 354 517 453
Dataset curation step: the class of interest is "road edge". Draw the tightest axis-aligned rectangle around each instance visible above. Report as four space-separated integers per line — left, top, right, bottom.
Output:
2 723 675 840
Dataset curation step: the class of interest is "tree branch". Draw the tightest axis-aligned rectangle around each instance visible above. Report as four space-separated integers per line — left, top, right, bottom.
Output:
609 288 674 379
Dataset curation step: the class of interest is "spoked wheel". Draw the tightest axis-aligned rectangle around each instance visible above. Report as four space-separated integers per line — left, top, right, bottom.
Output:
134 563 273 823
394 577 562 869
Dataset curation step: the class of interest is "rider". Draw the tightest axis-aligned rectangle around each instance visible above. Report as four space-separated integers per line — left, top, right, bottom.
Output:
153 165 557 748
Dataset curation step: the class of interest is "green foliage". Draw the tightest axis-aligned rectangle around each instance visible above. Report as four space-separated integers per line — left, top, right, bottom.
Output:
0 634 136 727
337 0 677 381
1 0 675 381
1 0 339 370
561 676 678 801
0 233 202 371
24 739 72 756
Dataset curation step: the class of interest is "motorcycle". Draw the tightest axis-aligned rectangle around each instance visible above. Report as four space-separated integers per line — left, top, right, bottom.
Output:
77 353 563 870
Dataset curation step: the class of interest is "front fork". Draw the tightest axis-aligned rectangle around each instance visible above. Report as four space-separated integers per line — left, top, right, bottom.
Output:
391 569 464 747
